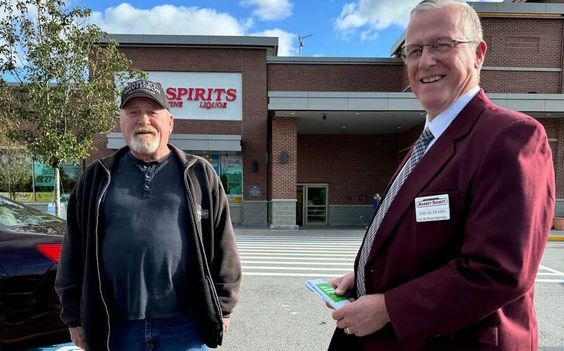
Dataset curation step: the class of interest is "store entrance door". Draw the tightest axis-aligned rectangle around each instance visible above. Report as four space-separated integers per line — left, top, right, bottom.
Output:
297 184 328 226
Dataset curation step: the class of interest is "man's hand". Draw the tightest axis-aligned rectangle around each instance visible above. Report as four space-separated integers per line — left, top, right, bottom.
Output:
69 326 87 350
325 272 356 309
332 293 390 337
223 318 231 332
331 271 355 296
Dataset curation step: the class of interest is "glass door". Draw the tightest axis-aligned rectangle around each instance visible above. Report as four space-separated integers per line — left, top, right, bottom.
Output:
296 185 304 226
305 185 328 225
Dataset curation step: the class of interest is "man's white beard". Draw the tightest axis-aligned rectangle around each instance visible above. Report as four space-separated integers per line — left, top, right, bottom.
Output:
131 132 160 155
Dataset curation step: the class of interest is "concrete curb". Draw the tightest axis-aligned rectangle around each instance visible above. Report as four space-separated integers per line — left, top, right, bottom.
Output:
549 230 564 242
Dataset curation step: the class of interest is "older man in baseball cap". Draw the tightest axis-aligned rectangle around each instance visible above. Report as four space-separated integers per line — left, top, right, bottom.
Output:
56 79 241 351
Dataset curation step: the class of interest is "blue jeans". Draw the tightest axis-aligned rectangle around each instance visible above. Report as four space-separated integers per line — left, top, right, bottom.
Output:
109 313 208 351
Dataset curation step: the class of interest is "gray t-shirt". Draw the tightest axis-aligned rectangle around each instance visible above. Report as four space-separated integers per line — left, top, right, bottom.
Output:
102 151 190 319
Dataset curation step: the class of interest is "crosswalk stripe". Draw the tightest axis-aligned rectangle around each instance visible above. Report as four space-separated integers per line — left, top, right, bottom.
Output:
535 279 564 283
239 256 354 261
237 236 356 276
237 235 363 239
243 272 345 277
237 244 358 250
236 237 563 283
237 239 361 242
242 266 351 271
242 260 353 265
238 248 357 253
240 252 354 257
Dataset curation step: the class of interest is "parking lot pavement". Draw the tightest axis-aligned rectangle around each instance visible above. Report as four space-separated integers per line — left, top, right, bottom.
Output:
21 228 564 351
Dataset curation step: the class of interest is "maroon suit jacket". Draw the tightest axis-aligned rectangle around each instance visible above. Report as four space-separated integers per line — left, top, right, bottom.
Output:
329 91 555 350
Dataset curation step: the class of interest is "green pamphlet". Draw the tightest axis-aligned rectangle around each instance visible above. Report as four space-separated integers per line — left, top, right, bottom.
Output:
305 278 351 309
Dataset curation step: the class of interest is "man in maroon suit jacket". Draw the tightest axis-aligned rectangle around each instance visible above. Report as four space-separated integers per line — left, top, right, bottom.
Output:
328 1 555 350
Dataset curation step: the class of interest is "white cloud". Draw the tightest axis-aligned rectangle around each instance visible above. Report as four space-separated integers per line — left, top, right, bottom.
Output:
239 0 293 21
335 0 419 40
334 0 504 41
89 3 252 35
251 28 297 56
87 3 298 57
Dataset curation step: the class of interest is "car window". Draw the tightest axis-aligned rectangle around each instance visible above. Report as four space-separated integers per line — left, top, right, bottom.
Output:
0 197 64 233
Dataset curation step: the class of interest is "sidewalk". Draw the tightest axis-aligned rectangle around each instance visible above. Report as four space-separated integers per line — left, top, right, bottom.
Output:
234 226 365 237
234 226 564 241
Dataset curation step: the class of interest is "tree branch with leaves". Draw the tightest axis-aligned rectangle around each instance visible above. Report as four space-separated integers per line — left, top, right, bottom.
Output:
0 0 145 216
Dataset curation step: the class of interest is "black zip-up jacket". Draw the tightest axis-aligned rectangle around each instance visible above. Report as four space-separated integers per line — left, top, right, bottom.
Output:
55 145 241 350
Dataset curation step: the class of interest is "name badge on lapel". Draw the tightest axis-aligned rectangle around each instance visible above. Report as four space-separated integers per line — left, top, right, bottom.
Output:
415 194 450 222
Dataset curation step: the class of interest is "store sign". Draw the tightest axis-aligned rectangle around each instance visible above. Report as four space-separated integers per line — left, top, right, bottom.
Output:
33 162 80 188
249 186 262 197
147 71 242 121
33 162 55 187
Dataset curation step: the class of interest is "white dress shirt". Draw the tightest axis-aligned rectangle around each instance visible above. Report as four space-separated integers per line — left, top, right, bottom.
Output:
423 85 481 153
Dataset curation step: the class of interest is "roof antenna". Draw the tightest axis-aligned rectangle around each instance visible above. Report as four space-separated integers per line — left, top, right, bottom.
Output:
298 34 312 56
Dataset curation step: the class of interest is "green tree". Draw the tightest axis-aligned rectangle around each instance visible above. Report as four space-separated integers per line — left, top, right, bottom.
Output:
0 142 32 200
0 0 144 216
0 81 31 200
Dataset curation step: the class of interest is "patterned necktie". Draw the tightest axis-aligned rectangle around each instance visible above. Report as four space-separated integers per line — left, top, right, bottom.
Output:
356 128 434 296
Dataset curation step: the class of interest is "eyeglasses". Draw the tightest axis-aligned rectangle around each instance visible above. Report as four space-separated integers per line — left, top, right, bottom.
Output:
400 38 475 64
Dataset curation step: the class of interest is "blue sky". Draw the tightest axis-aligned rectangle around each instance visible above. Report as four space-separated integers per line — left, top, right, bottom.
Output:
72 0 503 58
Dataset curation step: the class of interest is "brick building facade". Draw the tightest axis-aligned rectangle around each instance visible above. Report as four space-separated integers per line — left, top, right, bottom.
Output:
93 0 564 228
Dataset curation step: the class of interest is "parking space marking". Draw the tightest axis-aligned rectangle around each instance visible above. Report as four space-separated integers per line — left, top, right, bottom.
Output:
536 265 564 283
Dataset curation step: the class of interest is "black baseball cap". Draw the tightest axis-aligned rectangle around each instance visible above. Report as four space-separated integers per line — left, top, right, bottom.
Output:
120 80 170 110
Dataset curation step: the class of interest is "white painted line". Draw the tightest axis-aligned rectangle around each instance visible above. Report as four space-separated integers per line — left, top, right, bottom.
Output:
239 252 353 257
242 275 564 281
237 242 361 245
238 256 354 261
237 241 360 243
237 244 360 250
240 249 357 253
535 279 564 283
536 272 564 276
243 272 344 277
237 237 362 240
243 266 351 271
241 260 353 266
238 248 358 254
236 236 364 242
239 246 357 249
237 238 363 242
237 235 363 238
538 265 564 275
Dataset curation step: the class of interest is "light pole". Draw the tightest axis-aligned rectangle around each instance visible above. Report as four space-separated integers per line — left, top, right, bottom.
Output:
298 34 312 56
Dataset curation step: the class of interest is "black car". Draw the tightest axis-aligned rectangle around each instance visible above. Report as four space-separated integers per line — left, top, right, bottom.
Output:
0 195 69 349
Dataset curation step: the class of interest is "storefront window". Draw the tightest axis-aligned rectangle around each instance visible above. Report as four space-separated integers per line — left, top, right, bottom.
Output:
0 159 79 202
220 155 243 204
32 162 80 201
194 151 243 204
